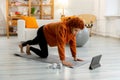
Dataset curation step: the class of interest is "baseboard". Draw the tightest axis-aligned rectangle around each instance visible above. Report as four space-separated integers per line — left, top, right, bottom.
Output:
92 32 120 39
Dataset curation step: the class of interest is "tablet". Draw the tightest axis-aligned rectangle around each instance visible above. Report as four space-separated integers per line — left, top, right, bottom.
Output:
89 54 102 70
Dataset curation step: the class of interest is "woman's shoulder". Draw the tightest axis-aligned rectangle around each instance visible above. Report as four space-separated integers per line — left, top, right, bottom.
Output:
57 22 67 30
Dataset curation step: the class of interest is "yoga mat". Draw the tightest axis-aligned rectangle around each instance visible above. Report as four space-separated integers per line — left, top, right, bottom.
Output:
14 53 90 68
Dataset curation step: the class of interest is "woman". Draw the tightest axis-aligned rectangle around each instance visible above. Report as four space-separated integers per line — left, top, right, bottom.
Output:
19 17 84 67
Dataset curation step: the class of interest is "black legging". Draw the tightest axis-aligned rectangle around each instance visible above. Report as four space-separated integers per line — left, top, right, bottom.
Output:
22 26 48 58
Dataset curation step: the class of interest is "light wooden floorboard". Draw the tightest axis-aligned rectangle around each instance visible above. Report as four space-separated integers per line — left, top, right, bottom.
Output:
0 35 120 80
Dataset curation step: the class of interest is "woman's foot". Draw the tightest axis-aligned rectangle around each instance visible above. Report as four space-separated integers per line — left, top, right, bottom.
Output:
26 44 31 55
19 44 24 53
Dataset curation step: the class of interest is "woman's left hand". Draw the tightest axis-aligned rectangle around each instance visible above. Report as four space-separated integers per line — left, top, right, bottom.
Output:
74 57 83 61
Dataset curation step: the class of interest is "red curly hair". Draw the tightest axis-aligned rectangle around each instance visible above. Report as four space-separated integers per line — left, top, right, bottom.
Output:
66 17 84 30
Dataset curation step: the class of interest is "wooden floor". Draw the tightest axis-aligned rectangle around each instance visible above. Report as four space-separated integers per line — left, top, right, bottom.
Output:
0 35 120 80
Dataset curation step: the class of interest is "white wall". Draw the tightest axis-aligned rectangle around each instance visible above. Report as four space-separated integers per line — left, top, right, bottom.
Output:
0 0 6 19
92 0 107 36
0 0 6 35
93 0 120 38
54 0 95 19
105 0 118 16
105 0 119 16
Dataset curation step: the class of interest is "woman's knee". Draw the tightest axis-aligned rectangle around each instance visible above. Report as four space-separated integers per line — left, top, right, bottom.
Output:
41 53 48 58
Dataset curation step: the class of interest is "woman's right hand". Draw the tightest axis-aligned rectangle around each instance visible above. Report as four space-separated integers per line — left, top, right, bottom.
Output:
61 60 73 68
